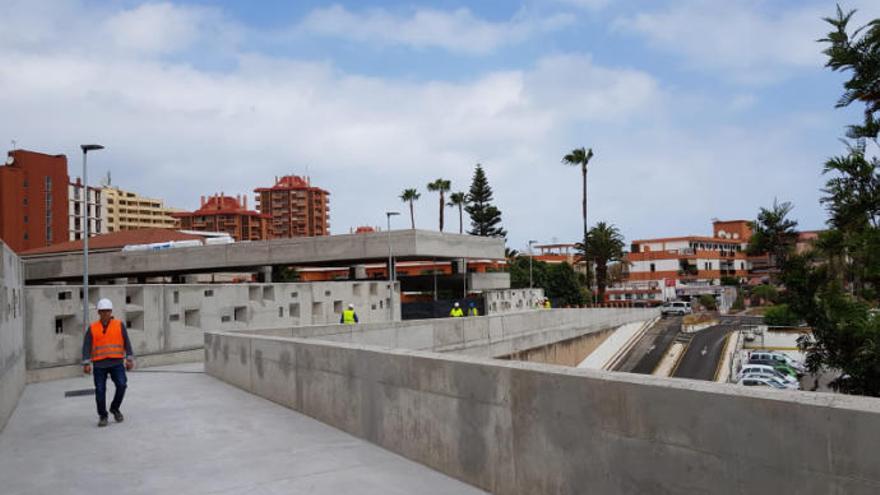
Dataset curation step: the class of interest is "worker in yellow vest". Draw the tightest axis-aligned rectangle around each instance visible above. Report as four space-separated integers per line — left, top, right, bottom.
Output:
340 303 359 324
82 298 134 428
468 301 479 316
449 302 464 317
543 298 552 309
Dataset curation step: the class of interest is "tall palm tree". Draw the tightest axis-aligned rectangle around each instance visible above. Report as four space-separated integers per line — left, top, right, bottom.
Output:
562 147 595 245
447 191 467 234
426 178 451 232
399 188 420 229
577 222 625 304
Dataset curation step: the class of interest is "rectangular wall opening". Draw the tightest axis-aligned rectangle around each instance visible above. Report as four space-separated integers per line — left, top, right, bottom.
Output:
173 290 180 304
204 289 213 297
126 311 144 332
353 283 362 297
57 291 72 301
184 309 200 327
370 283 378 296
333 300 343 313
126 286 144 306
263 286 275 301
169 314 180 322
234 306 248 322
289 303 300 318
249 286 260 302
311 301 322 323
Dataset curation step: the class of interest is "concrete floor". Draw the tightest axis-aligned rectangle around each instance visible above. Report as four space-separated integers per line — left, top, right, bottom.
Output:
0 363 486 495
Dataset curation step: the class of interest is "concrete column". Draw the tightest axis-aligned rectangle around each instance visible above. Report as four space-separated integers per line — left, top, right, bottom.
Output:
350 265 368 279
183 274 200 284
260 266 272 283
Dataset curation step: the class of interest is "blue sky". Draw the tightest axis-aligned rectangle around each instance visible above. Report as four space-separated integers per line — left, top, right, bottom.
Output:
2 0 878 249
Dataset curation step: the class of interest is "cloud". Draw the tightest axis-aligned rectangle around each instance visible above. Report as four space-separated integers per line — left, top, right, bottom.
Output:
614 1 829 84
296 5 574 55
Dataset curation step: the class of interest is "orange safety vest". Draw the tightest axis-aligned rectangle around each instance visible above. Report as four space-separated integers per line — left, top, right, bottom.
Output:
90 319 125 362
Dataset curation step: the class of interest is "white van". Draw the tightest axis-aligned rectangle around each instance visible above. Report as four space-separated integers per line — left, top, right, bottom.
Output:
661 301 692 316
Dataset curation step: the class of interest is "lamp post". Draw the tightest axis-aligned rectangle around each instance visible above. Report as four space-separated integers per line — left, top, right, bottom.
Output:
386 211 400 321
81 144 104 334
529 240 538 306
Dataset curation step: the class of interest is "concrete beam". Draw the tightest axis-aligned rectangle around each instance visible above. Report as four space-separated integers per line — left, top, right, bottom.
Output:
23 230 505 283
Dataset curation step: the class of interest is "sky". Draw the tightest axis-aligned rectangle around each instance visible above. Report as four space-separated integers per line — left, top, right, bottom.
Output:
1 0 878 250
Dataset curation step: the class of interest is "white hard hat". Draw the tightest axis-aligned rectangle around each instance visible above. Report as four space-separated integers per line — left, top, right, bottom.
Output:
454 302 460 307
348 303 354 309
97 298 113 311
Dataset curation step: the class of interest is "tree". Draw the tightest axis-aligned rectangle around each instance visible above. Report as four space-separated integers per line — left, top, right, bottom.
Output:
399 188 420 229
562 147 595 247
775 6 880 396
764 304 800 326
508 257 585 306
447 191 468 234
465 164 506 238
750 284 779 305
698 294 718 312
426 179 451 232
747 199 799 278
577 222 625 304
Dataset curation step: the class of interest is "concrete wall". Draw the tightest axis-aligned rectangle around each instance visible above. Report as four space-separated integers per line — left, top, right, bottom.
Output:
25 280 398 380
483 288 543 315
244 308 655 359
206 330 880 495
499 328 616 367
0 241 25 432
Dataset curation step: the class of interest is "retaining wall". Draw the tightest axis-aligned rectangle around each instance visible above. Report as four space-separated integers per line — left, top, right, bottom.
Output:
25 280 397 380
206 329 880 494
0 242 24 432
244 308 655 358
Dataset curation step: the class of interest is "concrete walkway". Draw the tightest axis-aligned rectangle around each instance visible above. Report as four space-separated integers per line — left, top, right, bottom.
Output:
0 363 486 495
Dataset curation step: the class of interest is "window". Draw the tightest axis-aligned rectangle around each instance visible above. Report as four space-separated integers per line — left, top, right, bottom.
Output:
58 291 72 301
55 318 64 334
204 289 213 297
650 263 655 272
23 215 27 224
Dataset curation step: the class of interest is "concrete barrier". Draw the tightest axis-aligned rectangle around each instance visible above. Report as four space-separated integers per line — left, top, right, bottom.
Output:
24 280 397 381
243 308 656 358
206 327 880 494
0 242 25 432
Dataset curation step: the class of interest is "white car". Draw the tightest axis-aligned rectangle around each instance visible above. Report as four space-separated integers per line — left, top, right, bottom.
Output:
749 350 806 374
739 376 792 390
738 372 800 390
737 364 798 385
661 301 692 316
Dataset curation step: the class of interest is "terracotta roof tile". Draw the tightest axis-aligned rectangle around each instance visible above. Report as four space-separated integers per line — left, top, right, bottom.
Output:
21 229 204 256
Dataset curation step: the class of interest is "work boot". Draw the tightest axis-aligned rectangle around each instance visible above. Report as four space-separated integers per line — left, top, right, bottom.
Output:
110 409 124 423
98 417 109 427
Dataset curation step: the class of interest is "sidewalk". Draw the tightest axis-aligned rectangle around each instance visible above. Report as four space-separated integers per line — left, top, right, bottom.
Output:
0 363 485 495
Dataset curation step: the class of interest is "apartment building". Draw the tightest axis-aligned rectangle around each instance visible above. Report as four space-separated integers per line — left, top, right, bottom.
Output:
255 175 330 238
173 194 270 241
102 186 180 233
0 150 69 252
68 178 102 241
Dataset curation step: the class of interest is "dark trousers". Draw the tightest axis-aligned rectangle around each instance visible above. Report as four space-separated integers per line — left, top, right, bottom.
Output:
93 363 127 418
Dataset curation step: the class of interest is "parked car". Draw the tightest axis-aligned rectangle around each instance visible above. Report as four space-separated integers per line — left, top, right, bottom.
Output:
738 364 798 385
739 376 791 390
738 372 800 390
747 357 799 378
661 301 692 316
749 350 806 374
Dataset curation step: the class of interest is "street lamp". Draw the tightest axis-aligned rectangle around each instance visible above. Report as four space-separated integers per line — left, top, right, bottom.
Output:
386 211 400 321
528 240 537 308
81 144 104 334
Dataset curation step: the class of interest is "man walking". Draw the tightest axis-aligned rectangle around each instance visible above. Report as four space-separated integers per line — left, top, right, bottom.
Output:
82 298 134 427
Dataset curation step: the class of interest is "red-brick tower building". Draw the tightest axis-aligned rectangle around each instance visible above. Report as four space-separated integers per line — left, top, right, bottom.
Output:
255 176 329 238
173 194 270 241
0 150 70 252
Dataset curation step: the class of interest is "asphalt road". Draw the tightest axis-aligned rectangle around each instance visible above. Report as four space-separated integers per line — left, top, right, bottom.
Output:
672 324 734 381
614 317 682 374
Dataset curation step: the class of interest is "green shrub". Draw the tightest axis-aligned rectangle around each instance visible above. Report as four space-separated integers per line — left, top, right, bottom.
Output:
698 294 717 311
764 304 800 326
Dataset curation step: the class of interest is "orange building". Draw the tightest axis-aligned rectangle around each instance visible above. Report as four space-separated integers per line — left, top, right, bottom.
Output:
625 220 752 285
0 149 70 252
173 194 270 241
255 176 329 238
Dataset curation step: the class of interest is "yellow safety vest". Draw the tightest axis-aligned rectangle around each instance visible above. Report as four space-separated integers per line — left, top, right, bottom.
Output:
543 301 551 309
468 307 479 316
342 309 357 324
450 308 464 317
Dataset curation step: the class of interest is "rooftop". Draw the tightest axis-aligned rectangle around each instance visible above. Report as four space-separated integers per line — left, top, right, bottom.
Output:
0 363 485 495
20 228 204 256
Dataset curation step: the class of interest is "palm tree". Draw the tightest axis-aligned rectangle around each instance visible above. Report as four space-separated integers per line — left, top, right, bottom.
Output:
562 147 595 245
399 188 420 229
447 191 467 234
426 178 451 232
577 222 625 304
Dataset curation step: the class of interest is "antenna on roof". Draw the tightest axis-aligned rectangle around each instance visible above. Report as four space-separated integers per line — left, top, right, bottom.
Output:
100 171 112 187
